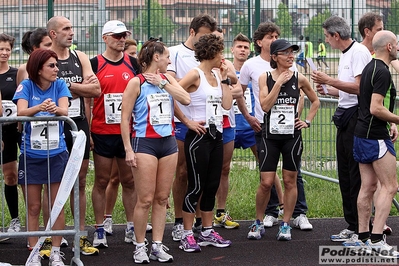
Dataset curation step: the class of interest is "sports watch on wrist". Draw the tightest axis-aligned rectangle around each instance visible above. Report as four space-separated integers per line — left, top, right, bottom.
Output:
221 77 231 86
305 120 311 128
159 79 169 89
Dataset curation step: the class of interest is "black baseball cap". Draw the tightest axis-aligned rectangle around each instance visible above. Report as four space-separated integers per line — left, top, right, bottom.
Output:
270 39 299 55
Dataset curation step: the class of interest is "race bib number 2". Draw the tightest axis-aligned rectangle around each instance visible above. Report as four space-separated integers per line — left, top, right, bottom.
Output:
269 105 295 134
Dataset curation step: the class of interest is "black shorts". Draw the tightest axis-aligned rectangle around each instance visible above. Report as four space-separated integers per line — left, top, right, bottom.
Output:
1 123 21 164
259 134 303 172
64 118 90 159
132 136 178 159
92 132 126 158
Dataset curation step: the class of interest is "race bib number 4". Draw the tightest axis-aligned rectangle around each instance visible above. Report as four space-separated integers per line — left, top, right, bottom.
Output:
104 93 123 124
30 121 59 150
147 93 172 125
269 105 295 134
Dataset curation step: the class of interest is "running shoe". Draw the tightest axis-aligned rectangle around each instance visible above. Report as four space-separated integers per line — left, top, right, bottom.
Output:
80 236 99 255
247 220 265 240
277 222 292 241
179 234 201 253
103 217 113 235
365 235 399 258
293 214 313 230
7 217 21 232
263 215 278 227
49 250 65 266
93 227 108 248
192 224 202 239
149 242 173 262
26 253 42 266
39 237 52 258
172 223 184 242
133 245 149 264
197 230 231 247
330 229 354 242
213 212 239 229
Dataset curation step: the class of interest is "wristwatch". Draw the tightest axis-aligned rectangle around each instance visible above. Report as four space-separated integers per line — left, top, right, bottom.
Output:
305 120 311 128
221 77 231 86
159 79 169 89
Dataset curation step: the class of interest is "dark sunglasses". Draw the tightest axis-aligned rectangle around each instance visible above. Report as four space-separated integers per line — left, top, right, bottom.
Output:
47 63 59 68
106 32 130 40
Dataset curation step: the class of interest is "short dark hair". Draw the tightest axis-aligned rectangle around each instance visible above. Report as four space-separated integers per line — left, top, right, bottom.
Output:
189 14 217 35
253 22 280 54
232 33 251 45
358 12 383 38
26 49 58 87
194 34 224 61
21 28 48 54
137 39 166 70
305 36 310 41
0 33 15 49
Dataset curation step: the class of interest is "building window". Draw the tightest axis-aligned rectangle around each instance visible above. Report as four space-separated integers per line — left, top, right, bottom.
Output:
3 14 8 25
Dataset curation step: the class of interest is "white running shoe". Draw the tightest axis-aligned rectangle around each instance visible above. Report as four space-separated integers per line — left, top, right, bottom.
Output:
293 214 313 230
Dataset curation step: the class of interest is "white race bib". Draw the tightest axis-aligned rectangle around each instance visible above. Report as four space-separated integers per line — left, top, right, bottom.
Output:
147 93 172 125
233 88 252 114
104 93 123 124
30 121 59 150
68 98 81 118
269 105 295 134
206 95 223 126
2 100 17 118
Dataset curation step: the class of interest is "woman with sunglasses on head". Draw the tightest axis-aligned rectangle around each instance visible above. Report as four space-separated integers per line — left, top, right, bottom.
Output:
13 48 71 266
121 39 190 264
253 39 319 241
178 34 233 253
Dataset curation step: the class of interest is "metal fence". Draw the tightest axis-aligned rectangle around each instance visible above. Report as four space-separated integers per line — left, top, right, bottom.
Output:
1 1 398 66
0 116 84 266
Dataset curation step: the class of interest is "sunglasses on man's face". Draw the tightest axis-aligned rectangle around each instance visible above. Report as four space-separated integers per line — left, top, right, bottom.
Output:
105 32 130 40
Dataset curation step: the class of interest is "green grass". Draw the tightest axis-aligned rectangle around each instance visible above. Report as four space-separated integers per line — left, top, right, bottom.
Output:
3 161 399 228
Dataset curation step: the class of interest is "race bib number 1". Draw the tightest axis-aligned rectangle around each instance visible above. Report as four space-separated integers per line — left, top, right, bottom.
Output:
269 105 295 134
147 93 172 125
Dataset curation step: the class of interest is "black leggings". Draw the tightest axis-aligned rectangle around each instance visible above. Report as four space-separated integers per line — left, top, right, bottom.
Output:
183 129 223 213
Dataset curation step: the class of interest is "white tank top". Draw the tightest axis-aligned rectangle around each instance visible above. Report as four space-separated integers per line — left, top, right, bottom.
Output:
189 67 223 133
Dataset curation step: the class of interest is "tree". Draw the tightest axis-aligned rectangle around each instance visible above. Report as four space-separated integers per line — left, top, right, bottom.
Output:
385 0 399 34
304 9 332 43
275 3 292 38
130 0 176 42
